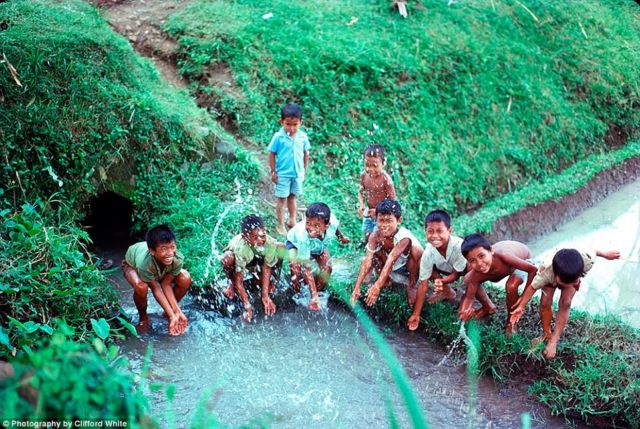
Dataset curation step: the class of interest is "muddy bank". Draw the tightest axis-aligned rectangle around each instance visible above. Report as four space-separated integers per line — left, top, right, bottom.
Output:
487 156 640 243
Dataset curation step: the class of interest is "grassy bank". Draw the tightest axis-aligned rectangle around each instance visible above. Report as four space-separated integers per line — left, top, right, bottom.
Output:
164 0 640 240
2 0 639 426
0 0 258 421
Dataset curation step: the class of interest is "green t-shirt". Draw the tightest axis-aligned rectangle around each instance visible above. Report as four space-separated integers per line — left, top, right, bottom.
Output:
226 234 279 272
124 241 184 282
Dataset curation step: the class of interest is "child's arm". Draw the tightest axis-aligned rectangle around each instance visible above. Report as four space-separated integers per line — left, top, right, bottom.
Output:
544 286 577 359
498 252 538 290
303 150 309 173
459 272 482 321
596 249 621 260
232 270 253 322
509 283 540 326
335 227 350 245
357 174 366 218
385 174 397 200
268 152 278 183
261 264 276 316
365 238 412 306
407 279 428 330
351 240 376 306
155 275 188 335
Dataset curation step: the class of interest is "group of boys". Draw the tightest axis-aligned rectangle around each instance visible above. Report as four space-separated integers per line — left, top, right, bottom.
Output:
122 103 619 359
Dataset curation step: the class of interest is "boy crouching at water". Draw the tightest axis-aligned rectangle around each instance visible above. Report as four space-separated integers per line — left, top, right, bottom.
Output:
287 202 350 310
509 247 620 359
460 234 537 336
407 210 467 331
350 199 423 308
357 144 396 244
221 214 285 322
122 225 192 335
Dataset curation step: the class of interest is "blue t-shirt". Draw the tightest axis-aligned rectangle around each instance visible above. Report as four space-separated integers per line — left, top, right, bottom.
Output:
268 128 310 178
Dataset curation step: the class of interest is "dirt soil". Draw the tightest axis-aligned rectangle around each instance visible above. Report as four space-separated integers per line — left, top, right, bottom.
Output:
92 0 188 89
488 156 640 243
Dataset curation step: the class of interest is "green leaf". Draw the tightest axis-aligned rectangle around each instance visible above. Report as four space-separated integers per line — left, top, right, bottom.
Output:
0 326 13 349
39 324 54 335
90 318 110 340
117 317 139 338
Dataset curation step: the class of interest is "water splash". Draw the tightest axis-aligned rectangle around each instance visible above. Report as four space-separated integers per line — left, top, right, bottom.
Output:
204 178 253 280
436 321 478 367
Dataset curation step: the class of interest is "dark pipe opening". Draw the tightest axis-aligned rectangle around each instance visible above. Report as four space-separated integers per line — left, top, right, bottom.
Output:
83 191 137 251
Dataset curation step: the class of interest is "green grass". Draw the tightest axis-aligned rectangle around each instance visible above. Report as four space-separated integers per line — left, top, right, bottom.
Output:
165 0 640 240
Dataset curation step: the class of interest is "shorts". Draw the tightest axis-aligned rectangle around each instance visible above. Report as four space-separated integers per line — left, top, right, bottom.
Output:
389 264 410 286
361 216 377 234
275 176 303 198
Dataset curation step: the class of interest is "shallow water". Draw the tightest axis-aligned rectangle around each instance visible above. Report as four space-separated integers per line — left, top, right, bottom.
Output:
111 260 577 428
527 179 640 327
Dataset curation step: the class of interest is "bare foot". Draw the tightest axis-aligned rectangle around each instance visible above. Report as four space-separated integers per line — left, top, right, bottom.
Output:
136 316 150 334
222 284 235 300
276 224 287 236
473 305 496 320
531 334 551 346
505 322 517 338
427 286 457 304
287 221 296 229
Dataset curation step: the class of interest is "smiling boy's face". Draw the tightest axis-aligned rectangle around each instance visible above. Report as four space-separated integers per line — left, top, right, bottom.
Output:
376 213 401 238
243 228 267 247
280 117 302 137
305 217 328 239
465 246 493 274
425 221 451 250
149 241 177 266
364 155 384 177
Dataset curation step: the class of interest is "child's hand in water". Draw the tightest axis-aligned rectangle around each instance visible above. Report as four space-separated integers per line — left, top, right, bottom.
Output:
458 299 475 322
309 295 321 311
262 296 276 316
350 287 360 307
242 304 253 322
365 283 381 307
407 314 420 331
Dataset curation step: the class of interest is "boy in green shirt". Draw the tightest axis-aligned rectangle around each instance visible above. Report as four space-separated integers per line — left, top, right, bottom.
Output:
122 225 192 335
221 214 284 321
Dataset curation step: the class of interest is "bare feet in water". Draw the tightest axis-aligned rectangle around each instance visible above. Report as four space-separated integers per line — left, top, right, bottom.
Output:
136 316 150 334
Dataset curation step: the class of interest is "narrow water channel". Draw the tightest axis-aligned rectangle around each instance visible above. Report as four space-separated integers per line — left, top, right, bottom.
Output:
104 178 640 428
109 251 576 428
528 179 640 327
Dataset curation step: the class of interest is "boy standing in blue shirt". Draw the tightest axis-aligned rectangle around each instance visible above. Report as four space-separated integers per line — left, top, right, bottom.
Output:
268 103 310 235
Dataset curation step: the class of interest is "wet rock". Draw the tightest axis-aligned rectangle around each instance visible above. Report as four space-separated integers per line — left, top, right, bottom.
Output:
215 138 237 160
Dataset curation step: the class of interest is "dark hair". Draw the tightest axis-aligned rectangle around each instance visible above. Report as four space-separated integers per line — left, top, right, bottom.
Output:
281 103 302 120
461 233 491 257
375 198 402 219
306 202 331 224
363 144 386 162
145 224 176 249
552 249 584 284
425 209 451 228
241 214 265 235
